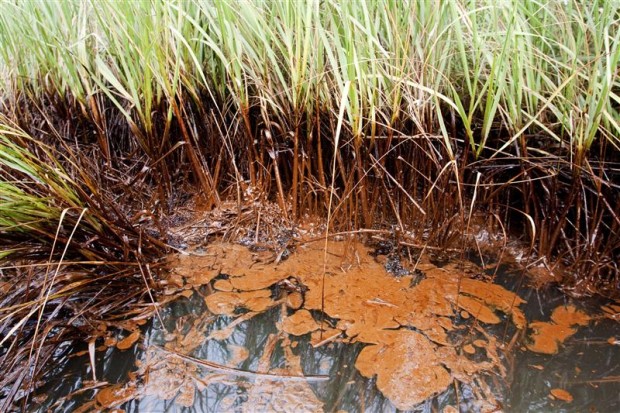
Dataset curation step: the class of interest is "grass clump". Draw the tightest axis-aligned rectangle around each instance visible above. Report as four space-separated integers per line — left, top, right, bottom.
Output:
0 117 166 408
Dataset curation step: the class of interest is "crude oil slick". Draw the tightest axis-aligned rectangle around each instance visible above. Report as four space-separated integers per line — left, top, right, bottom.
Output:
33 241 619 412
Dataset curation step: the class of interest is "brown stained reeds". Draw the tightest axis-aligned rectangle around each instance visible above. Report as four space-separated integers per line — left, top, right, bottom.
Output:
0 114 169 409
0 0 619 408
1 77 618 407
0 1 616 283
0 263 161 411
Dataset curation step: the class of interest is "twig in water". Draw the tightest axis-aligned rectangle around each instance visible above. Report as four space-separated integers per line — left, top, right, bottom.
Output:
153 345 329 382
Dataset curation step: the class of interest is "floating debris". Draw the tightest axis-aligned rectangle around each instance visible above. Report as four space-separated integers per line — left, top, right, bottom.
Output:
242 335 324 412
173 240 526 409
355 330 452 409
205 289 276 315
41 240 619 412
550 388 573 402
279 309 320 336
527 305 591 355
116 330 140 351
600 302 620 322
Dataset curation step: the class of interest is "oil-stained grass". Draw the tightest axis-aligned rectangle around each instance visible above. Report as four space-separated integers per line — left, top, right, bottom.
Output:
0 0 617 289
0 1 619 406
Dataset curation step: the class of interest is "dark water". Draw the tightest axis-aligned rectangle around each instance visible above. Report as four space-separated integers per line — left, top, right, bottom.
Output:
31 266 619 413
501 272 620 413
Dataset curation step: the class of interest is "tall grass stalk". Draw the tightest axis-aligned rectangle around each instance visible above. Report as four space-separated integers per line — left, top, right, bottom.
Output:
0 0 616 151
13 1 620 237
0 0 616 272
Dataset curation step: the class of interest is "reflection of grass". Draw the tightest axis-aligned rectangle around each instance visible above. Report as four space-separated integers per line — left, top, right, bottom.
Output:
0 0 619 407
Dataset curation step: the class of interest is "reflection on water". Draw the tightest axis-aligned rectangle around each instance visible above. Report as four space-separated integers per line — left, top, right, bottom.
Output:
31 249 619 413
502 275 620 413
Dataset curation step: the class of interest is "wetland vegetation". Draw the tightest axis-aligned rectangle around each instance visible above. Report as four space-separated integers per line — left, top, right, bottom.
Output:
0 0 619 410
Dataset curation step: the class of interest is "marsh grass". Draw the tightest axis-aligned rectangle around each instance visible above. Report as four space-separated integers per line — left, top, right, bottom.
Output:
0 0 619 408
0 116 167 408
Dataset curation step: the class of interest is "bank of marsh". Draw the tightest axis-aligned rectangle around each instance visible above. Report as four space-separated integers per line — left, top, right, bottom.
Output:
0 0 618 409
